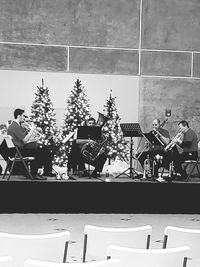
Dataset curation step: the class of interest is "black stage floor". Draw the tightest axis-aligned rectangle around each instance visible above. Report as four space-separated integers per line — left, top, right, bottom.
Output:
0 174 200 214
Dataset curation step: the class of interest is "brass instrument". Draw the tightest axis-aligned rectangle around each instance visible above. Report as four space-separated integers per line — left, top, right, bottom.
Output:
165 131 183 152
96 112 109 127
152 128 169 146
21 115 44 143
142 154 152 179
81 112 109 161
152 118 169 146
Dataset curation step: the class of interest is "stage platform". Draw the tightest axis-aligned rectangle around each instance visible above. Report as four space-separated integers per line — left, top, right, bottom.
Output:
0 173 200 214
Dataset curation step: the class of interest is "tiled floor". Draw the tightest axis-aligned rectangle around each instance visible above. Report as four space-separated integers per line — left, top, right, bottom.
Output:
0 213 200 262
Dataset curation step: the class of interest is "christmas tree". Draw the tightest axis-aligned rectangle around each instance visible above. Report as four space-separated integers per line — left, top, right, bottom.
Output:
103 90 129 162
30 79 59 156
54 78 91 167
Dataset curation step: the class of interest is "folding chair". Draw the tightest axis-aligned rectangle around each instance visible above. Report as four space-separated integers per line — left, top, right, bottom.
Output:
0 231 70 267
2 135 35 180
82 224 152 262
25 258 120 267
107 245 189 267
184 157 200 182
0 256 12 267
163 226 200 263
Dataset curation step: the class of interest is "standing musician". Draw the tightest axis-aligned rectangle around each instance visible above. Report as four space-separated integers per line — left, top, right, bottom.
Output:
138 118 170 179
168 120 198 180
7 108 54 180
67 117 108 178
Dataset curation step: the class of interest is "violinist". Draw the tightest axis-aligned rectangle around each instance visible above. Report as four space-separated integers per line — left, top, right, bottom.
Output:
170 120 198 180
138 118 170 179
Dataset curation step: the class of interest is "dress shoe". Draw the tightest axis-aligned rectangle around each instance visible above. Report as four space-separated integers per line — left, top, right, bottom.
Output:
79 170 89 177
43 172 56 177
32 174 47 180
91 170 101 178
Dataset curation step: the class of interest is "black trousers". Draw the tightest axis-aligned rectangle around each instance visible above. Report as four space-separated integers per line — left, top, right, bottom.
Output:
67 141 107 173
19 142 52 175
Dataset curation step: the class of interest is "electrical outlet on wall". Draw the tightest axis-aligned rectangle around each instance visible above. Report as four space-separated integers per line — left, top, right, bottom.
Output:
165 109 171 117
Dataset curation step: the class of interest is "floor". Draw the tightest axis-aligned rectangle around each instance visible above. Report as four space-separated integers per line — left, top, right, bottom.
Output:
0 213 200 263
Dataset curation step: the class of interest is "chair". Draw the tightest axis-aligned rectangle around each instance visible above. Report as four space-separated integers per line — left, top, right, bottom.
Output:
0 231 70 267
107 244 189 267
24 258 120 267
184 158 200 182
163 226 200 260
82 224 152 262
0 256 12 267
2 135 35 180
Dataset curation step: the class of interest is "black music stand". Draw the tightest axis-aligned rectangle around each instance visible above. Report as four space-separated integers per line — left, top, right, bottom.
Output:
77 126 101 140
116 123 143 179
142 132 163 147
142 132 165 179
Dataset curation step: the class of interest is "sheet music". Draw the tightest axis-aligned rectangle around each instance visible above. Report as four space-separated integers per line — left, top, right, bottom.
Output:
0 134 5 146
62 130 76 143
4 135 14 148
0 125 7 145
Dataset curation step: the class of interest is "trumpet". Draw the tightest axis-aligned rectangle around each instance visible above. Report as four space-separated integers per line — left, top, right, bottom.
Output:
21 116 44 143
165 131 183 151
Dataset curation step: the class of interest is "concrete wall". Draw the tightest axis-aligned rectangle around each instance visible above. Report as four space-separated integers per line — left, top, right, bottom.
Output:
0 0 200 137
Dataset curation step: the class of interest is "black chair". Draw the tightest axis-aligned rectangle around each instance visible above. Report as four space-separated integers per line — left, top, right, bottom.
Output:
184 157 200 182
2 135 34 180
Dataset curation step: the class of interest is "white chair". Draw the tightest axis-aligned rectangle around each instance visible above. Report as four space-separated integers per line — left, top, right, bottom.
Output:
0 231 70 267
163 226 200 260
24 258 120 267
0 256 12 267
82 224 152 262
107 244 189 267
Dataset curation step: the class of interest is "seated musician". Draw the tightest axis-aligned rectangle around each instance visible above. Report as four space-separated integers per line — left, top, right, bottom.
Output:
67 117 107 178
0 122 12 174
138 118 170 179
170 120 198 180
7 108 54 180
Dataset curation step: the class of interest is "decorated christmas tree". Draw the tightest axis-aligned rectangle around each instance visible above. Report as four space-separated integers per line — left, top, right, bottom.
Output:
103 90 129 162
30 79 59 156
54 78 91 167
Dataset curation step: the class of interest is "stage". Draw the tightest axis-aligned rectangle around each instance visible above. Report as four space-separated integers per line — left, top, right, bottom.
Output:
0 174 200 214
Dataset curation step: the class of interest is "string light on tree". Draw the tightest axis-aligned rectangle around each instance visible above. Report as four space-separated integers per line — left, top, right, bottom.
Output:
54 78 91 167
30 79 59 160
103 90 129 162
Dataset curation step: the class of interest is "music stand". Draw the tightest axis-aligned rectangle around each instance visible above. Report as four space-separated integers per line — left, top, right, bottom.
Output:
77 126 101 140
142 132 163 147
116 123 143 179
142 132 165 179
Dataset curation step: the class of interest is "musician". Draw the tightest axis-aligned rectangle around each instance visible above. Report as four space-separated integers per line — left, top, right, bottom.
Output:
171 120 198 180
0 121 12 174
138 118 170 179
67 117 107 178
7 108 53 180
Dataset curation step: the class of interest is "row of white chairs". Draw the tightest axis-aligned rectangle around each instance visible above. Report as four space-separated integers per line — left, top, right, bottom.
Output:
0 225 199 267
0 246 191 267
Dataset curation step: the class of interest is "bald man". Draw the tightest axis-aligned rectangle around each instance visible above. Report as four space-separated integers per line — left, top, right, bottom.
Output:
138 118 170 180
